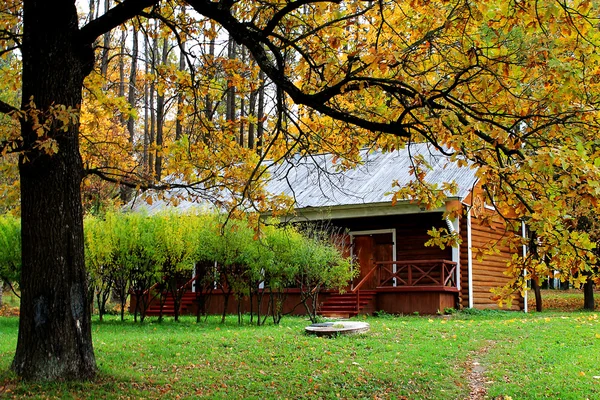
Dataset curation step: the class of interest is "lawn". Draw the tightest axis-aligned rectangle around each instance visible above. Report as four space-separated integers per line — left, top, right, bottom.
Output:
1 309 600 399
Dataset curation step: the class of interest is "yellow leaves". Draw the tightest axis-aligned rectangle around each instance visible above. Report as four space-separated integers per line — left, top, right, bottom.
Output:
425 227 461 250
328 36 341 50
33 138 59 155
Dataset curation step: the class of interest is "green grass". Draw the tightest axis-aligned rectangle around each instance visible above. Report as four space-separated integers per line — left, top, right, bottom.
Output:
1 311 600 399
1 291 19 308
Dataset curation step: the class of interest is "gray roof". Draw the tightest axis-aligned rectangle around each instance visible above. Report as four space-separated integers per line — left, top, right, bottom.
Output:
265 143 478 210
129 143 478 214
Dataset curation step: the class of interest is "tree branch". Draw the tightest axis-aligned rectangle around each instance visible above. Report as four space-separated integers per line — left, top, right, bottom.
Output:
0 98 19 115
263 0 338 35
78 0 158 45
186 0 415 138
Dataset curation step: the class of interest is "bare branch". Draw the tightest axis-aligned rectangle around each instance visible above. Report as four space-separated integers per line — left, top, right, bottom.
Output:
78 0 158 45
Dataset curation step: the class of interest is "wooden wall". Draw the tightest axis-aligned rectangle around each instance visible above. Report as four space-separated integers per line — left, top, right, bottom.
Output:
332 213 452 262
377 290 456 315
460 207 523 310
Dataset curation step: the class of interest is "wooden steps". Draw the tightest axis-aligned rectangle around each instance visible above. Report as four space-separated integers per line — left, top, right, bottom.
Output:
145 291 196 316
319 291 377 318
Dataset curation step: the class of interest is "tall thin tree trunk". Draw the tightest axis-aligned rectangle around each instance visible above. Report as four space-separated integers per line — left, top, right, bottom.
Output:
175 7 186 141
204 36 215 122
226 38 236 123
583 273 595 310
87 0 96 22
148 26 158 177
248 87 257 149
239 47 246 146
99 0 110 77
118 29 126 124
256 70 265 155
127 25 138 144
155 36 169 181
143 29 150 174
13 0 96 380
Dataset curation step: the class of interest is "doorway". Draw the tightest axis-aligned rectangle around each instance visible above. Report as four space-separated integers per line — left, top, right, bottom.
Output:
350 229 396 289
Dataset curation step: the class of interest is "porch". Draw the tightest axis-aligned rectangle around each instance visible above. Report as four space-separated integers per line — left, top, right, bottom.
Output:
132 259 459 318
319 259 459 317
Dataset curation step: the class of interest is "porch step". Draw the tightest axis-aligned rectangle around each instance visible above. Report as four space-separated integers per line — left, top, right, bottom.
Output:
319 291 377 318
144 291 197 317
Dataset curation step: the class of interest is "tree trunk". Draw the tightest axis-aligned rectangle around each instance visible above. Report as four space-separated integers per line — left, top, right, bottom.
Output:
148 28 157 177
175 7 186 142
248 86 257 149
143 29 150 174
12 0 97 380
531 277 543 312
127 24 138 144
154 36 168 181
256 70 265 155
118 29 126 124
99 0 110 77
239 47 246 146
87 0 96 22
204 35 215 122
583 274 595 310
226 37 236 123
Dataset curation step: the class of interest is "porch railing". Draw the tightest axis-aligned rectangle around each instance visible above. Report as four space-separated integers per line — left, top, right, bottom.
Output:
351 259 458 312
377 259 458 288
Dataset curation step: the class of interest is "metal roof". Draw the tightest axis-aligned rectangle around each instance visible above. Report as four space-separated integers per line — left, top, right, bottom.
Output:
265 143 478 210
129 143 478 214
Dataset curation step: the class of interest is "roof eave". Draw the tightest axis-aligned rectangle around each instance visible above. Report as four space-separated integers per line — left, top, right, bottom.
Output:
267 197 463 222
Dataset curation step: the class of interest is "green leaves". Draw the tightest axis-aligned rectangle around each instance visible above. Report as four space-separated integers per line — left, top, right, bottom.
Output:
83 212 354 319
0 214 20 285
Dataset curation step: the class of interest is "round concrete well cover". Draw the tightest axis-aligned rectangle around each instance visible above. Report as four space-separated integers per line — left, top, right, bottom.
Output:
305 321 370 337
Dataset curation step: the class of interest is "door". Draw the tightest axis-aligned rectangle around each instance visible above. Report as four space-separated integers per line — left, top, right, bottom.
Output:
352 232 394 289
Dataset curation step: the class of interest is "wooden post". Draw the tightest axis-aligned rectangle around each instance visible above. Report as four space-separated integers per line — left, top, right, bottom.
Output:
441 262 445 287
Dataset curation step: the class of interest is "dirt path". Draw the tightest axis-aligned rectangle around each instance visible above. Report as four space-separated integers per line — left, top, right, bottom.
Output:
464 341 495 400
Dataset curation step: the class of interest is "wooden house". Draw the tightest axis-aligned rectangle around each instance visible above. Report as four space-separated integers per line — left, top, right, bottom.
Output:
130 143 524 317
263 143 524 316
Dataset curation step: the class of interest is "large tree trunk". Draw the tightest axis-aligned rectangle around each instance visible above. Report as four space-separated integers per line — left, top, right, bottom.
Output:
12 0 97 380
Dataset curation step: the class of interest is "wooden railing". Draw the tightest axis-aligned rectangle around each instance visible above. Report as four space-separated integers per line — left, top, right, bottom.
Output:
350 259 458 312
351 263 379 313
377 259 457 288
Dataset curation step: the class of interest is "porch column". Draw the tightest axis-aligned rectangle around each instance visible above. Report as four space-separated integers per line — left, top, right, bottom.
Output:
450 217 460 290
467 209 474 308
446 217 461 290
